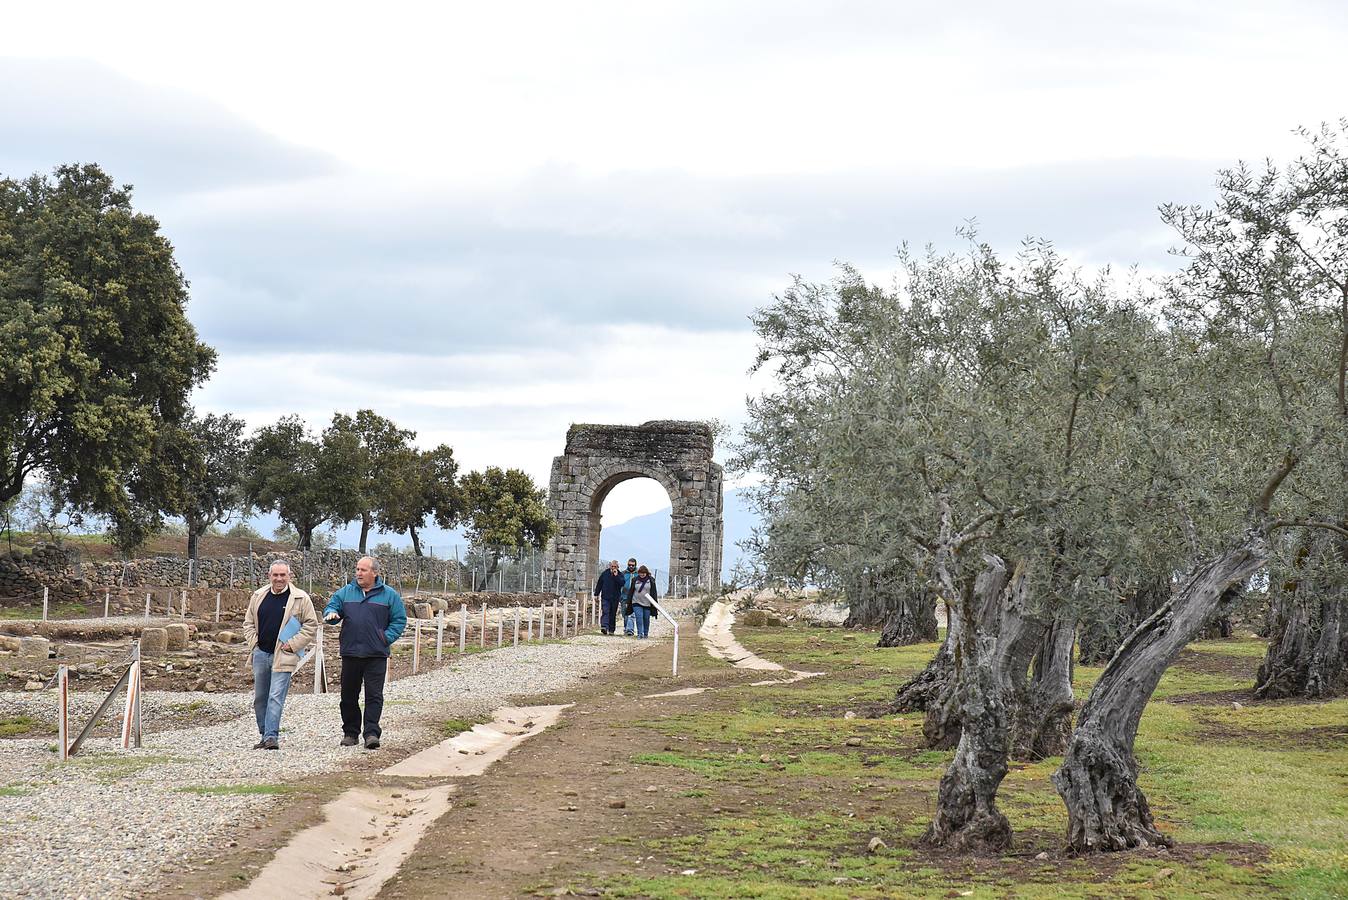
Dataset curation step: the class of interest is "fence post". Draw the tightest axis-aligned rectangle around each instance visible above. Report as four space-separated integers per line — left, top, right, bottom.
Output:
187 558 194 589
527 608 533 641
229 557 235 589
120 640 142 749
41 586 49 622
459 603 467 655
480 603 487 648
180 590 188 619
104 590 110 620
436 615 444 661
513 606 520 647
144 592 151 621
57 665 69 760
215 592 221 623
412 619 422 674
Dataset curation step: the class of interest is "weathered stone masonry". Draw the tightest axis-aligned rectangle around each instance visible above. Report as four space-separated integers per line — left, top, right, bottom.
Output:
544 420 723 594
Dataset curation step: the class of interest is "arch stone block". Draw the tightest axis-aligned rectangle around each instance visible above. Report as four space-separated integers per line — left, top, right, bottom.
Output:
545 420 723 594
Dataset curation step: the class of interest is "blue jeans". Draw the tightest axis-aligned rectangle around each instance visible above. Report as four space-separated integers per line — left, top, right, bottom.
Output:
632 604 651 638
252 648 295 740
624 610 636 635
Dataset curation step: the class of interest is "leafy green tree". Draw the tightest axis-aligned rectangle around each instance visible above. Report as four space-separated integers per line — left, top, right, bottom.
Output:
322 410 414 553
459 467 555 579
242 416 337 550
376 444 463 556
177 412 247 578
0 164 215 521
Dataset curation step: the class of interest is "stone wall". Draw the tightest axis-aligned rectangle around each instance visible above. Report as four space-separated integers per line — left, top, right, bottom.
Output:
0 544 467 607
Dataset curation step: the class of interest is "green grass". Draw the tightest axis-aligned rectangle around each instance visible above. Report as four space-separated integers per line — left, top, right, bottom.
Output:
0 715 50 738
177 784 292 796
600 625 1348 899
441 715 488 736
0 786 30 797
0 602 88 619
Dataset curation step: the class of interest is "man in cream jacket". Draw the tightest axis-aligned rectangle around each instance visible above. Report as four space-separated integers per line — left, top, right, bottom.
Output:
242 561 318 749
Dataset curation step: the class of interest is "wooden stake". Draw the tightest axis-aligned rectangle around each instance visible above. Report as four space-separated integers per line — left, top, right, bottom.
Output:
57 666 69 760
480 603 487 648
513 606 520 647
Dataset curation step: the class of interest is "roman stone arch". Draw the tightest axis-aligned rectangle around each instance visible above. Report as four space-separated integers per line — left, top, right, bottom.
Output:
545 420 723 596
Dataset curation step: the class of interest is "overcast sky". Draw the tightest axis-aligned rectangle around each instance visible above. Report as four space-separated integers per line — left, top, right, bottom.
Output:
4 1 1347 540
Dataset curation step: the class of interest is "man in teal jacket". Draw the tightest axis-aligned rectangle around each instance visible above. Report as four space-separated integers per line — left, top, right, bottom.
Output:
323 556 407 749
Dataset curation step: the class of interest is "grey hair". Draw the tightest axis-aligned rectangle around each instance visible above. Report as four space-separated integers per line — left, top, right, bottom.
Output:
358 555 381 574
268 560 292 573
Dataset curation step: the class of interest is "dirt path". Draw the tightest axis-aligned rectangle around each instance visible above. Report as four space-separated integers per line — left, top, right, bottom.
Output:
377 632 769 899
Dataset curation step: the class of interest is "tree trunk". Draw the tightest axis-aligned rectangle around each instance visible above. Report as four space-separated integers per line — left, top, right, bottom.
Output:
297 522 315 550
1255 533 1348 699
409 525 423 558
891 628 955 713
186 521 202 585
1078 578 1168 665
877 585 940 647
925 555 1034 853
1052 526 1268 853
1013 615 1076 760
358 514 372 554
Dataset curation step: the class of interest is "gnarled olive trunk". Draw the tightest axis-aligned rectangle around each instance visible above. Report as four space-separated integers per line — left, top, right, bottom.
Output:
924 556 1017 852
1255 533 1348 699
1052 527 1268 853
845 567 940 646
891 624 955 713
877 585 940 647
1012 614 1076 760
1077 577 1168 665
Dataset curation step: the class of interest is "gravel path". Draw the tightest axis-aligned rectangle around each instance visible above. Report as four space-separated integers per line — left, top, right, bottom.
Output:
0 618 673 899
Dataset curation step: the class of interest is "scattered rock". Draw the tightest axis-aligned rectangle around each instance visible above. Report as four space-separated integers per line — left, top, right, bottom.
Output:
843 710 857 720
164 623 191 651
1034 851 1049 861
609 800 626 809
24 680 43 691
844 737 862 747
867 836 887 853
1155 867 1174 879
216 631 241 644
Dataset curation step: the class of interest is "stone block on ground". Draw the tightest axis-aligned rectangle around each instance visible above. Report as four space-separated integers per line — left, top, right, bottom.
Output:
140 627 168 653
414 602 433 619
18 636 51 660
164 623 190 651
215 630 240 644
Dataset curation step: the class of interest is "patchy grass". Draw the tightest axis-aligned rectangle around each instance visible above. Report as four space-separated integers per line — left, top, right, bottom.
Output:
0 786 30 797
0 602 88 620
601 625 1346 899
0 715 51 738
441 715 489 737
177 784 292 796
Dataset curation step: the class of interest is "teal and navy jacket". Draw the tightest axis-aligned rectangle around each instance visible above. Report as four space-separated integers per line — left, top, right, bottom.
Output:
323 577 407 658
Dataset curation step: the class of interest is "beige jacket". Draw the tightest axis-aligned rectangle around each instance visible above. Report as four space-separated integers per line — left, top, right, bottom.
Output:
243 585 319 673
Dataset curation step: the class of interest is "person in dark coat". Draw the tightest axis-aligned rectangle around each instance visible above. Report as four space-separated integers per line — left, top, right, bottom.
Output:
593 560 626 635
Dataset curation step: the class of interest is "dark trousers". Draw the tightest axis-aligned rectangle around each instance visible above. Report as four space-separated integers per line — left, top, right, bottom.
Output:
600 597 619 633
340 655 387 739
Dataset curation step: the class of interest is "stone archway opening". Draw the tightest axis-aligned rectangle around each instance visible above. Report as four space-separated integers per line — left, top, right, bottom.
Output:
593 475 676 592
545 421 723 597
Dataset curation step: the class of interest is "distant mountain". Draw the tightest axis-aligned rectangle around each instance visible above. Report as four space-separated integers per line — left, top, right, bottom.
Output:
599 487 758 591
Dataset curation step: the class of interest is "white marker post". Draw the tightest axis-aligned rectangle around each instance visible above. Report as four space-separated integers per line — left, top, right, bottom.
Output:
496 611 503 647
103 590 110 620
459 603 467 655
42 586 49 622
57 665 69 760
513 606 520 647
480 603 487 648
180 590 188 619
214 592 221 623
144 592 151 621
412 619 422 674
436 614 444 661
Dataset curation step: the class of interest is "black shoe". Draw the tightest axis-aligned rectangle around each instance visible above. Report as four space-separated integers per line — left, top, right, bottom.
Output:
340 735 359 747
364 736 381 750
252 739 266 750
261 737 279 750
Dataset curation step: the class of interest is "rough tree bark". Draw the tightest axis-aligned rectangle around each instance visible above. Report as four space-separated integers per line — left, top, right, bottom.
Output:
890 620 955 713
923 555 1015 852
1013 614 1077 760
844 567 940 646
1052 526 1268 853
1255 534 1348 699
358 513 372 554
1077 578 1168 665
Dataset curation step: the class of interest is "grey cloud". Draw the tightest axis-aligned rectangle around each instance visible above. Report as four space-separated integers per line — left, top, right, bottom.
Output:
0 58 338 195
171 156 1220 357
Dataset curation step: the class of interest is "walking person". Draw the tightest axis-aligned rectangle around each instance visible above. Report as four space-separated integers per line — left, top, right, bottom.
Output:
593 560 626 635
243 561 318 750
628 564 659 639
621 557 639 636
323 556 407 750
